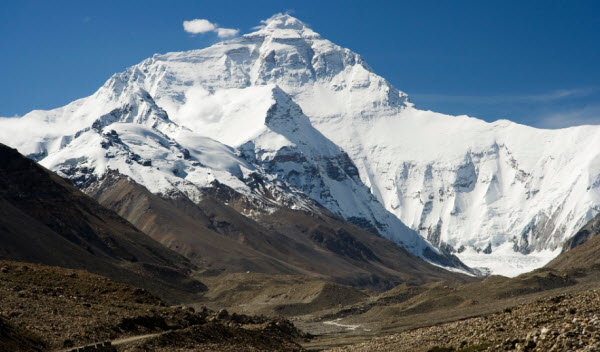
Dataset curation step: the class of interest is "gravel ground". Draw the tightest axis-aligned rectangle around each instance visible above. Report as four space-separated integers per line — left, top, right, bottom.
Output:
328 288 600 352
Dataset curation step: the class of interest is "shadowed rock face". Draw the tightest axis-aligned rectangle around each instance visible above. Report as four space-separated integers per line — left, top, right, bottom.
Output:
561 211 600 252
0 143 206 302
547 213 600 272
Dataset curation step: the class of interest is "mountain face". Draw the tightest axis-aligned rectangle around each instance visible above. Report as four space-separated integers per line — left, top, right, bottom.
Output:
0 143 205 302
2 14 597 275
86 171 471 290
232 86 428 253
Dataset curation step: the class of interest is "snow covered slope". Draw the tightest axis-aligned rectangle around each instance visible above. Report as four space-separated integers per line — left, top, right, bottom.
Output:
0 84 314 217
2 13 598 275
181 83 430 255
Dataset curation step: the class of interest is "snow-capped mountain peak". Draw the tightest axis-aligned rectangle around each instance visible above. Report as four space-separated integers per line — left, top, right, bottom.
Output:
247 13 320 39
5 14 598 276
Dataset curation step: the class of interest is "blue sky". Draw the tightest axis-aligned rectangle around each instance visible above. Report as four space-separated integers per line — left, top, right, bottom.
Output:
1 0 600 128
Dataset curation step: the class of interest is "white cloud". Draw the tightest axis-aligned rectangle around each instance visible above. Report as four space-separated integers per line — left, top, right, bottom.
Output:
183 19 216 34
535 105 600 129
411 88 596 105
216 28 239 38
183 18 239 38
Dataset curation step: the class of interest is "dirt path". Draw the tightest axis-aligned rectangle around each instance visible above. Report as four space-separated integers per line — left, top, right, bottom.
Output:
59 332 164 351
111 332 164 345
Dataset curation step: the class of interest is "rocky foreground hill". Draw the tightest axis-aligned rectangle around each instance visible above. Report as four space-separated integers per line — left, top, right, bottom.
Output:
0 260 308 352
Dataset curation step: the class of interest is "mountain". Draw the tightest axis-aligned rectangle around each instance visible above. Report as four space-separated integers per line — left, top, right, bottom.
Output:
0 113 470 290
0 143 205 302
0 83 441 262
0 23 453 269
3 13 598 275
87 170 471 290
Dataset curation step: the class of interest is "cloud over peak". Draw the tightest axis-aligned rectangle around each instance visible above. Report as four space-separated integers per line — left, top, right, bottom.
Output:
216 27 239 38
183 19 239 38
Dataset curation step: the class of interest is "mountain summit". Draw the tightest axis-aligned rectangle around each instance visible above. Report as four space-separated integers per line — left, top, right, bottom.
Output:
2 14 598 275
249 14 321 38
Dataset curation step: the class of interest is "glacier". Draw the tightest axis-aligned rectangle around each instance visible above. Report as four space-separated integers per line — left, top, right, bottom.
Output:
2 13 599 276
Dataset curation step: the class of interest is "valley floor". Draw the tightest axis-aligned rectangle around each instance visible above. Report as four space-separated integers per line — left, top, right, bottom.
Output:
5 260 600 351
187 269 600 352
324 286 600 351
